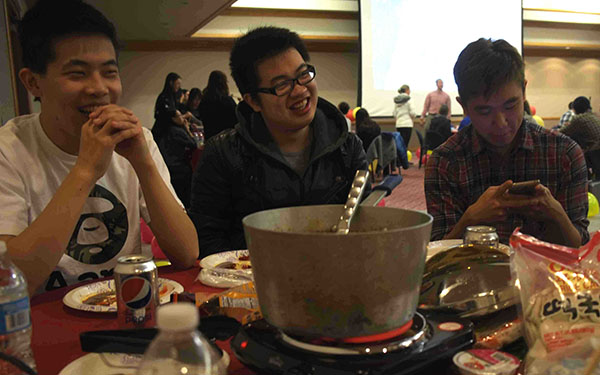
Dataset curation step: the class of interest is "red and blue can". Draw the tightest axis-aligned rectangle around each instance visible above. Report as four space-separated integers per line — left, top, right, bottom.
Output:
114 255 158 328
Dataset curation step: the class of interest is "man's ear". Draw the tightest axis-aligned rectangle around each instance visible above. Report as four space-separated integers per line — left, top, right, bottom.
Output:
456 96 468 116
243 93 261 113
18 68 42 98
523 79 528 101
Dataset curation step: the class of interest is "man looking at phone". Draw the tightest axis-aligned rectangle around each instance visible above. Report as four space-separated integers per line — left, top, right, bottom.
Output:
424 38 588 247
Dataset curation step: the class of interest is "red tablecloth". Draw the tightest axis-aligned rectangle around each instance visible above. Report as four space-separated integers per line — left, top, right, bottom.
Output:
31 264 254 375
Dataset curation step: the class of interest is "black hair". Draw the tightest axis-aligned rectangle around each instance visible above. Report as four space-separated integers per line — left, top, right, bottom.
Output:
568 101 574 110
18 0 119 74
524 100 531 115
355 108 374 127
229 26 310 99
338 101 350 114
161 72 181 96
202 70 230 101
453 38 525 105
439 104 449 116
189 87 202 105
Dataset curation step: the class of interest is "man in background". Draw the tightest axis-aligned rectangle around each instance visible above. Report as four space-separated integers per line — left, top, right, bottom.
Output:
425 38 588 247
420 79 451 130
561 96 600 179
556 101 574 129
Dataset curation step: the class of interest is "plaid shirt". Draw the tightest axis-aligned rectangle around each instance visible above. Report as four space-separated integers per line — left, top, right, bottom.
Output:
558 110 574 127
560 112 600 152
425 120 589 244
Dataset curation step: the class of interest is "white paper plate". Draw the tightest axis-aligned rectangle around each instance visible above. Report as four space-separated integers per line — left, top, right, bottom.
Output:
62 278 183 313
427 240 510 261
198 250 253 288
58 351 230 375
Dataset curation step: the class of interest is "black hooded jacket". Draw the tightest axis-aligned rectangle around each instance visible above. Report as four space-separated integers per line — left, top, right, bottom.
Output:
189 97 368 257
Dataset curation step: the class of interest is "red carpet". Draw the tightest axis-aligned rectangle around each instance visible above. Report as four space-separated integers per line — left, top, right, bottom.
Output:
384 166 426 211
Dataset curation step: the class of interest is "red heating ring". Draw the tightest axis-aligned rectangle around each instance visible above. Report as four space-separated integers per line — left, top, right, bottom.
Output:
320 318 414 344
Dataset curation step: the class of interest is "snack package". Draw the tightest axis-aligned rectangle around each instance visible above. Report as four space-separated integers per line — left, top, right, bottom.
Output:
510 229 600 374
173 282 262 325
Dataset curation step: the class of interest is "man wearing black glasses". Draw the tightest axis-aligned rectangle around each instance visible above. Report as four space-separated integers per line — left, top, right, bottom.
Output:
189 26 368 257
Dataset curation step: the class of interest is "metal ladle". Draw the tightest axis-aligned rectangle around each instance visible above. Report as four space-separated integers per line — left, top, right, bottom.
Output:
334 170 370 234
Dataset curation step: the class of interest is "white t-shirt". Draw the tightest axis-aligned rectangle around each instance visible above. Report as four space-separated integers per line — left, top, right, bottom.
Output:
0 114 178 293
393 99 416 128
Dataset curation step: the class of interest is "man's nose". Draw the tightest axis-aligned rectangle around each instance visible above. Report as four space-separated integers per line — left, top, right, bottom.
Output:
85 72 109 96
493 111 508 127
290 80 308 96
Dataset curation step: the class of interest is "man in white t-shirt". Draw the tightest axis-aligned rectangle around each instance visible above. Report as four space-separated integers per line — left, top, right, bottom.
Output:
0 0 198 294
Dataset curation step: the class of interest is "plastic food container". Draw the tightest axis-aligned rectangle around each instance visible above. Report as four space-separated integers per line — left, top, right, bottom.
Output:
453 349 520 375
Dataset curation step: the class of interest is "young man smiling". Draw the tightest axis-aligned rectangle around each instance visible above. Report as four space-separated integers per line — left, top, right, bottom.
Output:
0 0 198 294
424 38 588 247
189 27 368 256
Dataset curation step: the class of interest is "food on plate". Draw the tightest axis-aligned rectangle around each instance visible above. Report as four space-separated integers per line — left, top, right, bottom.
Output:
82 283 169 306
216 254 252 270
82 291 116 306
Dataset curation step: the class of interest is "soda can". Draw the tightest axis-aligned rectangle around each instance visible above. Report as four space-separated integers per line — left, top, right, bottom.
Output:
464 226 500 248
114 255 158 328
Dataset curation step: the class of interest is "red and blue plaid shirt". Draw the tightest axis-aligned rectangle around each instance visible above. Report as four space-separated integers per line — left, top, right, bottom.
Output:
425 121 589 244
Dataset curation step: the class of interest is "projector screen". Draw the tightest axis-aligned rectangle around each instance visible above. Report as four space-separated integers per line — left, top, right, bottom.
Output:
359 0 522 118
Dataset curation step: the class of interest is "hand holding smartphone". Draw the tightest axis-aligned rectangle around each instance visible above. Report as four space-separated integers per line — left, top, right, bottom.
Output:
508 180 540 195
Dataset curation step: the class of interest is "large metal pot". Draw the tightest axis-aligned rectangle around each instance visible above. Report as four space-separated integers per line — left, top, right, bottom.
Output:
242 205 433 339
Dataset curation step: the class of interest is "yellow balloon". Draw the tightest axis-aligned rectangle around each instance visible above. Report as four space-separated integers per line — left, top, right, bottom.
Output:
407 150 412 162
588 192 599 218
353 107 362 119
532 115 545 127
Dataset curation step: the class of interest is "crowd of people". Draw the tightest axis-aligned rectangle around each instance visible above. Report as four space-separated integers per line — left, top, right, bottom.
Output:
1 0 598 297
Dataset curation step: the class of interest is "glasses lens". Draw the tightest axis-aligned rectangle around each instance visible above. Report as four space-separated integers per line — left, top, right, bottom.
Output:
274 81 293 96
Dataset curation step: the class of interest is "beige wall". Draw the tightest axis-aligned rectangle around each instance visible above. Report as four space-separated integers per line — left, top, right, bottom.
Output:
525 56 600 118
118 50 359 129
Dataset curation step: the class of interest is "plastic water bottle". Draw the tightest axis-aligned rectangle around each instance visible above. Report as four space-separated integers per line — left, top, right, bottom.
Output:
136 302 225 374
0 241 36 375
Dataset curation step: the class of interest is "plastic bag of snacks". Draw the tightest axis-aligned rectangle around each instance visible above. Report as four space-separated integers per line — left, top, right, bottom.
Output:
510 229 600 374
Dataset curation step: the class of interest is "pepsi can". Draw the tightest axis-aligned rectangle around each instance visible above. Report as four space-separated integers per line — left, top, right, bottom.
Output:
114 255 158 328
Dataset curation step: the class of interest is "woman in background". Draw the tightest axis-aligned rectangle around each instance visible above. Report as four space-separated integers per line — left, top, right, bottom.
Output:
152 72 181 143
199 70 238 140
393 84 416 149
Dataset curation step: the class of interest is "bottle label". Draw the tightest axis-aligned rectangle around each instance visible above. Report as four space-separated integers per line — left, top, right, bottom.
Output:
0 296 31 334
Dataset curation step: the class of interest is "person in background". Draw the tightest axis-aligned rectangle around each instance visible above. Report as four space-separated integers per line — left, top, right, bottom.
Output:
186 88 203 123
198 70 238 141
458 115 471 131
393 84 416 149
560 96 600 179
338 101 352 132
523 100 535 124
157 109 197 209
152 72 181 143
425 38 588 247
176 88 189 113
189 26 367 256
420 78 451 130
425 104 452 150
1 0 198 294
355 108 381 152
555 101 574 130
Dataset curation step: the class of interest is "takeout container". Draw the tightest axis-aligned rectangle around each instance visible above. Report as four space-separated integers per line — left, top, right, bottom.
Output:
242 205 433 339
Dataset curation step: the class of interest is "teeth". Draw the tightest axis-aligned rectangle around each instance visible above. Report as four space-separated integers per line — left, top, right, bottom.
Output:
291 99 307 110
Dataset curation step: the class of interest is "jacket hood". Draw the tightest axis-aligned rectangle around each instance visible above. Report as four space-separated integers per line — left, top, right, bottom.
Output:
234 97 349 162
394 93 411 104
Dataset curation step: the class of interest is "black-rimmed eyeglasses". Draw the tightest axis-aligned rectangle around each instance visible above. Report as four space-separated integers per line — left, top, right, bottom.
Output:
254 65 316 97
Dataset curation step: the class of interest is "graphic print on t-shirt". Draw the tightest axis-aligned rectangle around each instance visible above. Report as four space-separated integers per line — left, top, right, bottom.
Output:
66 184 128 264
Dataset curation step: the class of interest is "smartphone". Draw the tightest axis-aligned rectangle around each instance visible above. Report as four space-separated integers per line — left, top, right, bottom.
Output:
508 179 540 195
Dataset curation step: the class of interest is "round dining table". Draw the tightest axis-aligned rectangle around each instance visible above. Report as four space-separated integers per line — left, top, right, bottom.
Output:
31 262 254 375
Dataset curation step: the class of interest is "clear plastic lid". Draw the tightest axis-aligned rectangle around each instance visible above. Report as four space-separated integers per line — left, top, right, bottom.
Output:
157 302 199 331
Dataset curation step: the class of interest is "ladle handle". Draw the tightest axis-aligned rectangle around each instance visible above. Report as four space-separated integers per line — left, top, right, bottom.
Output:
336 170 370 234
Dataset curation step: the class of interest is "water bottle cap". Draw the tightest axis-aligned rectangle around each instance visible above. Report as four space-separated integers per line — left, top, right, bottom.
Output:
157 302 199 331
0 241 6 255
